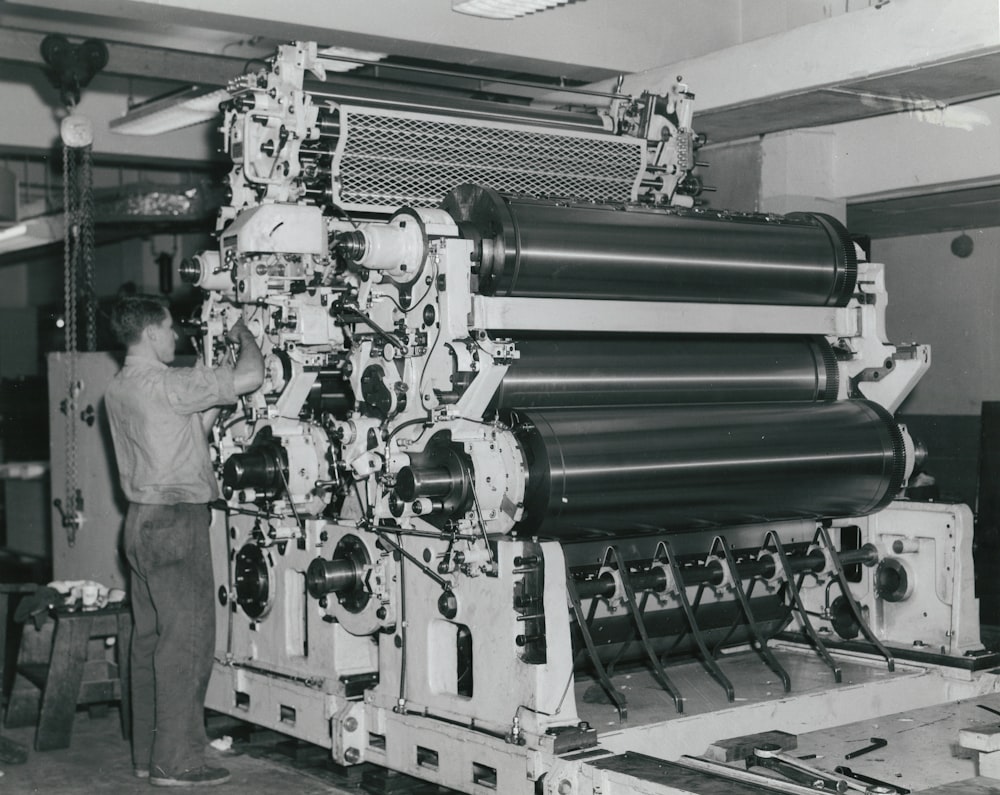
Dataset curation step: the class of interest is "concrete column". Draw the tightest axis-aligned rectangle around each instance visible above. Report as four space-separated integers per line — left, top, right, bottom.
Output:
760 130 845 220
698 130 845 221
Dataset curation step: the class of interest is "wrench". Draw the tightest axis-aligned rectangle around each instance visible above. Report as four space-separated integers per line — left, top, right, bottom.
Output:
751 744 848 793
835 765 909 794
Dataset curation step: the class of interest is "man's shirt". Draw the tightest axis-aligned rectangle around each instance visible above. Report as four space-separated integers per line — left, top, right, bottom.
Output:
105 354 237 504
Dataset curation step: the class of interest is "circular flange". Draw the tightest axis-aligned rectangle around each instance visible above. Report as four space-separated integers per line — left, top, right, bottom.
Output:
234 543 273 619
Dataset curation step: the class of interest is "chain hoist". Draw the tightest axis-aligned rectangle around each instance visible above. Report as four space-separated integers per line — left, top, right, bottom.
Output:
54 113 95 546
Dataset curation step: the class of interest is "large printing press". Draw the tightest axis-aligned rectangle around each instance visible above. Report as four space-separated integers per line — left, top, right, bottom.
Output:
179 43 986 794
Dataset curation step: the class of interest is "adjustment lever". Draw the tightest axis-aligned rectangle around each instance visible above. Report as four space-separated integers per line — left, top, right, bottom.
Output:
751 744 847 793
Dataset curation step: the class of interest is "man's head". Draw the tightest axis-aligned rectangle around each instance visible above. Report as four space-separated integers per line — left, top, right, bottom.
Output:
110 295 176 363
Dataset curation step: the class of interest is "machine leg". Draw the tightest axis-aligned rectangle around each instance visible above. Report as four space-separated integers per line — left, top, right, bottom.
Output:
609 546 684 712
661 539 735 702
764 530 843 683
711 536 790 693
566 575 627 722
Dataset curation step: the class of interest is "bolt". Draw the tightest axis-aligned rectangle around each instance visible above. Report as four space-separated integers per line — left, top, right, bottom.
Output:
557 780 573 795
343 716 359 732
344 747 360 764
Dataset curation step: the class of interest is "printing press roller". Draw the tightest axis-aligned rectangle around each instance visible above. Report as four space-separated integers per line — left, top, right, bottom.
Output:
508 400 906 537
443 183 858 305
492 335 840 409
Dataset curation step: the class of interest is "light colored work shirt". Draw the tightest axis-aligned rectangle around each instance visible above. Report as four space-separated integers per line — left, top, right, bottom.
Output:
105 354 237 504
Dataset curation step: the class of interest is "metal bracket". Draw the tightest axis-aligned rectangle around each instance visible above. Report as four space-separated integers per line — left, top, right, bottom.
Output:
814 524 894 672
608 546 684 712
565 572 627 722
660 538 735 702
710 536 790 693
764 530 842 683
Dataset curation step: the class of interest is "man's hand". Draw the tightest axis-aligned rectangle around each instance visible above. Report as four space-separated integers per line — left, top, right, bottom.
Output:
225 318 252 345
225 317 265 396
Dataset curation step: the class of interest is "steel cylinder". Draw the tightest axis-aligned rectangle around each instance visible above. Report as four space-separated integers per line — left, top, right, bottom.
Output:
222 433 286 492
395 465 462 501
509 400 906 537
494 335 839 409
443 184 857 306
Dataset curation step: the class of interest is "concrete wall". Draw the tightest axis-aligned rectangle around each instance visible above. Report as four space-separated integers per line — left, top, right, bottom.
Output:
879 228 1000 417
875 227 1000 504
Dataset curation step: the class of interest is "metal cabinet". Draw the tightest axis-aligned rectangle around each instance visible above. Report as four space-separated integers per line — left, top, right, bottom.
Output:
47 352 127 590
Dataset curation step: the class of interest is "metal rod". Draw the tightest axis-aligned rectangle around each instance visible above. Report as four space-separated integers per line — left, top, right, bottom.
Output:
844 737 887 760
575 549 813 599
370 527 452 592
677 755 829 795
306 88 609 132
574 544 877 600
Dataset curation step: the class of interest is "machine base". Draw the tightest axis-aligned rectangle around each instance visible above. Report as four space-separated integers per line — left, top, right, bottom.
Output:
576 644 999 763
206 646 1000 794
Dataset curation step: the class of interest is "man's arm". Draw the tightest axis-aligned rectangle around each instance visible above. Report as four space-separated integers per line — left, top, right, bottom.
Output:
201 406 222 435
227 319 265 396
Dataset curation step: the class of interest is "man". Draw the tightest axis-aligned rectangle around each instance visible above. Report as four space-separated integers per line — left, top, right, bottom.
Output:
105 295 263 787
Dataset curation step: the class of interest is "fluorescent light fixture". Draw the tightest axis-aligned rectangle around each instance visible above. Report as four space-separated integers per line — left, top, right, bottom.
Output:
0 223 27 243
110 86 231 136
0 216 62 255
452 0 574 18
317 46 388 72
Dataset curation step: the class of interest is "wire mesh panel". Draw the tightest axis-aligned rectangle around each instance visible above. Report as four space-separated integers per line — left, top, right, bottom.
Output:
330 106 646 212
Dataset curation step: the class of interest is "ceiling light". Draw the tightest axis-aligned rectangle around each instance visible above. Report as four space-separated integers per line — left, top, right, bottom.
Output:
452 0 575 19
317 46 388 72
110 86 231 136
0 223 27 243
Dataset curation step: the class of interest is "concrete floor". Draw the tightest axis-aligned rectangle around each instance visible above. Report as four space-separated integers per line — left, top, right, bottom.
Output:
0 709 360 794
3 684 1000 793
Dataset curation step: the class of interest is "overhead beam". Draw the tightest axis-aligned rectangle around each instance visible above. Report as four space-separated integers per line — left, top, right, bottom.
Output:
0 27 252 86
12 0 742 81
0 62 223 162
538 0 1000 143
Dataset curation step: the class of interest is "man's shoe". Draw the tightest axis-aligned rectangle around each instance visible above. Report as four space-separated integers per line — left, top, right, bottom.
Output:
149 765 231 787
134 767 150 779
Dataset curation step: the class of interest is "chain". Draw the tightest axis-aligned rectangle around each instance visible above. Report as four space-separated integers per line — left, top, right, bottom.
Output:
63 144 77 354
81 145 96 352
61 142 82 545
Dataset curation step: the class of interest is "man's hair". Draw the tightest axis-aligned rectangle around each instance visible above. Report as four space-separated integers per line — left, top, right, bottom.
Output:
110 294 169 347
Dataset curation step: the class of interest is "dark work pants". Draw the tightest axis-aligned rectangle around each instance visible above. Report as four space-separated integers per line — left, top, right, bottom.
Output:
124 502 215 776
